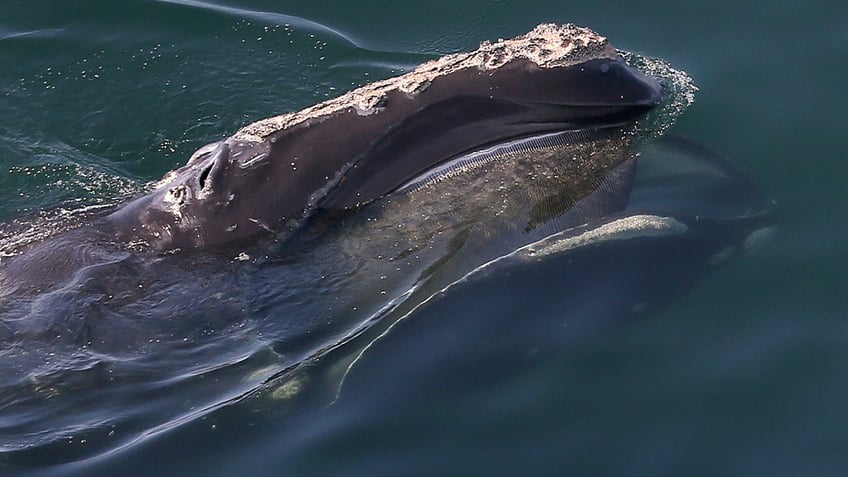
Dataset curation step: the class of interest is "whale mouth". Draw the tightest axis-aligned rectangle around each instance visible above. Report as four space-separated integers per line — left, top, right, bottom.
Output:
394 128 608 195
315 58 663 212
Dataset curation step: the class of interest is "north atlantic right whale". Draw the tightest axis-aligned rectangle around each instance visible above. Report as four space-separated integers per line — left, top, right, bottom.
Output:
0 24 772 468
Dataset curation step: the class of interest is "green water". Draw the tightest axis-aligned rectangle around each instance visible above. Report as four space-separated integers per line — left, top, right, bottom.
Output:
2 0 846 475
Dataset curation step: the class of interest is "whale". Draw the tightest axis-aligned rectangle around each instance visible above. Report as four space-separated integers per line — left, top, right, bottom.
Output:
0 24 773 468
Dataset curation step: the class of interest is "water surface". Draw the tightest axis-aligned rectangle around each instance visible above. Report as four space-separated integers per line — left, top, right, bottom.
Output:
1 0 846 475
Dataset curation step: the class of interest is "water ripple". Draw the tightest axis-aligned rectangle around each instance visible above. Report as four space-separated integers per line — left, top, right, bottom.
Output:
154 0 360 47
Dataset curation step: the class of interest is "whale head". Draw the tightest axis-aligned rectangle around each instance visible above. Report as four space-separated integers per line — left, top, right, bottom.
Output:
106 25 664 252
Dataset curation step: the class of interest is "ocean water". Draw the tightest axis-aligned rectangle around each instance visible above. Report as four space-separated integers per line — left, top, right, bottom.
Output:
1 0 846 476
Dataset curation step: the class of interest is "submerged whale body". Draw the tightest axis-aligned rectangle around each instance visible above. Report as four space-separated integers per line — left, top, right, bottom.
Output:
0 24 772 467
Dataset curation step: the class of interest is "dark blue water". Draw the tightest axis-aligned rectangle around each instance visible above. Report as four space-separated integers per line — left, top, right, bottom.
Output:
1 1 846 475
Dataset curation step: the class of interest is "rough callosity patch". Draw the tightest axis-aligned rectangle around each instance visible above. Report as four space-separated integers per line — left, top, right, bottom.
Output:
232 23 616 142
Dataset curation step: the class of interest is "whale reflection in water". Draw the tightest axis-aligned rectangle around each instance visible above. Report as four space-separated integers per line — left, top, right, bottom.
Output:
0 24 772 467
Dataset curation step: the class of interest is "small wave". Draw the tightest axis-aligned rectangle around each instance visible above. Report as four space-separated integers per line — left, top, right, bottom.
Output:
621 51 699 139
153 0 360 47
0 136 142 259
0 28 65 42
330 50 437 75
